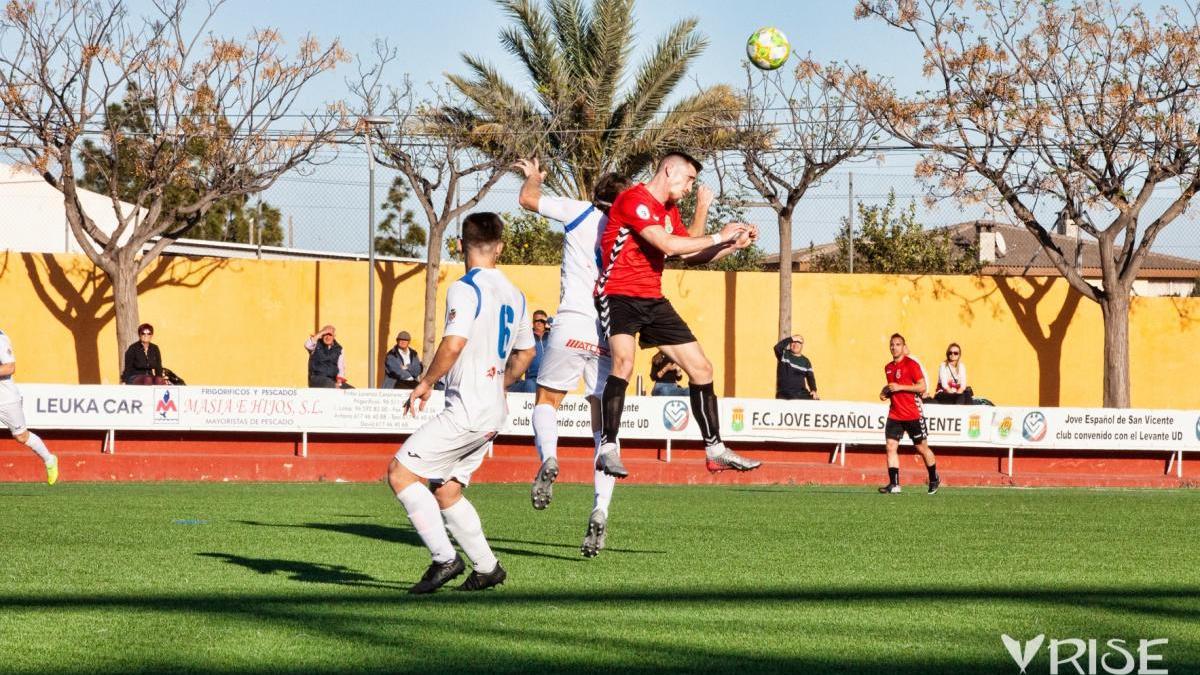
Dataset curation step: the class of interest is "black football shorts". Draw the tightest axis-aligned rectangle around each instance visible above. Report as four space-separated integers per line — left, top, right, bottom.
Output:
885 417 927 443
596 294 697 348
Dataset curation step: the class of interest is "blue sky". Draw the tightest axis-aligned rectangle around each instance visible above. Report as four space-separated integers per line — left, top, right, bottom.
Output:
180 0 938 253
172 1 928 110
106 1 1200 258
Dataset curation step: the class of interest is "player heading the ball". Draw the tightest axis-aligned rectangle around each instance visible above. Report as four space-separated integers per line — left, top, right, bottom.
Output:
592 151 762 477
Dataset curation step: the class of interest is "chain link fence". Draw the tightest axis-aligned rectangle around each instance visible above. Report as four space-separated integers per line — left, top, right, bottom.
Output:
259 145 1200 267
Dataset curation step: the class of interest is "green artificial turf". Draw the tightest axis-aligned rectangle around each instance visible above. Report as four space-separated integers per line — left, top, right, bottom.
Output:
0 482 1196 673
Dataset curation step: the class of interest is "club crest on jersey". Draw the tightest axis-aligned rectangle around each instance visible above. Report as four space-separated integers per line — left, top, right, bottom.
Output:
635 204 651 220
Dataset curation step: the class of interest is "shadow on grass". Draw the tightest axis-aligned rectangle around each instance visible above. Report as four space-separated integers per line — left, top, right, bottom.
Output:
197 552 408 591
234 516 667 554
2 586 1198 674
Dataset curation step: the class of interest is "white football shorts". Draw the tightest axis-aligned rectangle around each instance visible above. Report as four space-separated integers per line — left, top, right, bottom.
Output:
395 409 497 487
536 313 611 396
0 399 27 436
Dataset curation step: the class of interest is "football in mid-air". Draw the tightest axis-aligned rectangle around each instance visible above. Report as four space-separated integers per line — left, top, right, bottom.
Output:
746 27 790 70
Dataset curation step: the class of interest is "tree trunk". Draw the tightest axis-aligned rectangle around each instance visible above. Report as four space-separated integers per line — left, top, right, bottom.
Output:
112 263 141 380
421 231 446 369
1099 289 1132 408
777 212 793 340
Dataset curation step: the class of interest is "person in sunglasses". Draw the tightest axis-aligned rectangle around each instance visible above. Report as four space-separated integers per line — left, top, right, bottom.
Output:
934 342 972 405
122 323 167 385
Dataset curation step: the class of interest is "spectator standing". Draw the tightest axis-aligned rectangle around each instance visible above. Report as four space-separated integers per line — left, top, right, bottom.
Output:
383 331 423 389
306 325 349 388
122 323 167 385
935 343 972 405
650 350 688 397
507 310 549 393
774 335 818 400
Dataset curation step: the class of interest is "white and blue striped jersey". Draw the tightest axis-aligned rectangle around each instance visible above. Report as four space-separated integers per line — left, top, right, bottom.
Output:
537 196 605 322
442 267 534 430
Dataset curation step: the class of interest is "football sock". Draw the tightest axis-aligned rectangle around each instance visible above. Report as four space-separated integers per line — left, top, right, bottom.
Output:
589 429 614 514
689 382 722 447
600 376 628 447
395 483 456 564
888 467 900 485
927 463 938 482
24 433 53 464
532 404 559 462
441 497 498 574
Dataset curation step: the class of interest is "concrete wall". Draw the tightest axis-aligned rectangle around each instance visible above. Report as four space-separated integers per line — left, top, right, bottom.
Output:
3 250 1199 408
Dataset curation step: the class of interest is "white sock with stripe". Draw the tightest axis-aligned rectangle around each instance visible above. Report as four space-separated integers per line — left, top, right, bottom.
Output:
442 497 498 574
395 483 456 564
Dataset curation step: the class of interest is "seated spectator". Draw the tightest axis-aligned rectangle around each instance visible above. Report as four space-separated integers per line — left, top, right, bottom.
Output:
935 342 973 404
305 325 350 389
383 330 422 389
122 323 168 385
650 350 688 397
507 310 549 393
774 335 818 400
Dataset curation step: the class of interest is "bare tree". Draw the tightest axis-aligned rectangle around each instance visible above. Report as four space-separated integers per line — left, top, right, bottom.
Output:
732 62 877 339
852 0 1200 407
0 0 345 373
350 43 528 366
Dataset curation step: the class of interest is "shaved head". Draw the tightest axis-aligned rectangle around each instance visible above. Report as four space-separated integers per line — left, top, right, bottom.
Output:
658 151 703 174
655 152 701 202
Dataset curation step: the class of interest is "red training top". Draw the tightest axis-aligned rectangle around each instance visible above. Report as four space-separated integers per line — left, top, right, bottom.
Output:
884 355 925 421
595 183 683 299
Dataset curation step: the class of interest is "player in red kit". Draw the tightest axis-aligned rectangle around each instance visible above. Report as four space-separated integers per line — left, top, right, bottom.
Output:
879 333 941 494
593 151 761 477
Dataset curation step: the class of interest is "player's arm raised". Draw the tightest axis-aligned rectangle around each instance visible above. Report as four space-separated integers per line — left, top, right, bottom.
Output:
514 158 545 212
680 223 759 266
639 220 748 257
686 184 714 237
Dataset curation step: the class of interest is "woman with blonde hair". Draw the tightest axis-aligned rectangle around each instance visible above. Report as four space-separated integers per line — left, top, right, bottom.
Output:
935 342 972 405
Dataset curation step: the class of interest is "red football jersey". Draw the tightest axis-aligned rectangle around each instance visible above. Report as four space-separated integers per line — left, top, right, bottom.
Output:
884 355 926 421
595 183 683 299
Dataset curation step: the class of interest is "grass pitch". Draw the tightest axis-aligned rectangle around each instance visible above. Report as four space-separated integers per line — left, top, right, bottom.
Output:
0 481 1197 674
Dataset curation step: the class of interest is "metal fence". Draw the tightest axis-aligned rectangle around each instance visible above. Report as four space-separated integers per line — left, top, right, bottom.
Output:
261 145 1200 264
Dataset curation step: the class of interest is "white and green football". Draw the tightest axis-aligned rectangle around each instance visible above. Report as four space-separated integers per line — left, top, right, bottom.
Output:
746 26 790 71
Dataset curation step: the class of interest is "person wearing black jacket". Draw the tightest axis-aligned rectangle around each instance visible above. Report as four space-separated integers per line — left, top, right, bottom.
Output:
305 324 349 388
123 323 166 385
383 331 422 389
774 335 818 400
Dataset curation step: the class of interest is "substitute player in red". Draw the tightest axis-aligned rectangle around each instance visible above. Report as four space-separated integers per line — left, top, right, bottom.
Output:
879 333 941 494
593 151 761 477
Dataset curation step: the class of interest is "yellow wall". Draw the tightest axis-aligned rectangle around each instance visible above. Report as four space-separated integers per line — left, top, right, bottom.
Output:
3 250 1199 408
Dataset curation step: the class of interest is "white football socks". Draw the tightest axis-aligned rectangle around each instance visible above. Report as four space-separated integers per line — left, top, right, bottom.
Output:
705 441 727 459
592 431 615 515
395 483 456 564
441 497 498 574
24 432 53 464
532 403 559 462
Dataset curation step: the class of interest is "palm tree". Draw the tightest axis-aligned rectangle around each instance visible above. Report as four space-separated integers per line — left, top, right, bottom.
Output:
448 0 740 198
